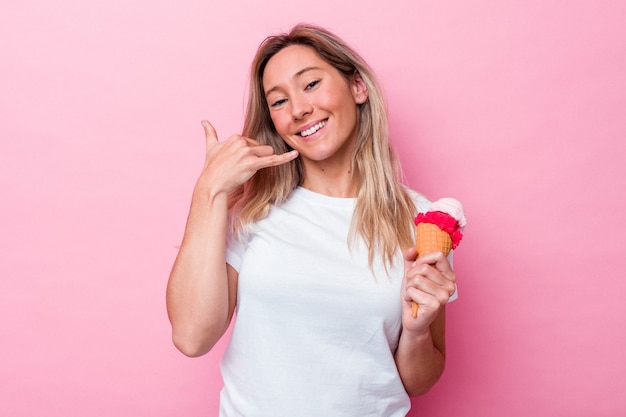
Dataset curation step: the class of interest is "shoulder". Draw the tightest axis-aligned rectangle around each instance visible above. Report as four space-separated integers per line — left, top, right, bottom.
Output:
403 186 433 214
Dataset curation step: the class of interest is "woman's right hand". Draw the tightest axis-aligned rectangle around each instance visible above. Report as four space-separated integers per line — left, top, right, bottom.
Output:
168 120 298 357
195 121 299 198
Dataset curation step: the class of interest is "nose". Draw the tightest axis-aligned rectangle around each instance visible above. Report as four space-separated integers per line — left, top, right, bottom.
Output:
291 93 312 120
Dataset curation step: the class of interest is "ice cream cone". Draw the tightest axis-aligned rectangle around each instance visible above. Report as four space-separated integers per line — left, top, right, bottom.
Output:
411 199 466 318
411 223 453 318
415 223 453 258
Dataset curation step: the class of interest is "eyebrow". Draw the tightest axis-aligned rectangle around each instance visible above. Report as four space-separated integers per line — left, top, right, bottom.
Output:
264 66 321 97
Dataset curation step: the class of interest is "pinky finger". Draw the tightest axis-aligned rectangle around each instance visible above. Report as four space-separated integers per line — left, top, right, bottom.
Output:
264 150 299 167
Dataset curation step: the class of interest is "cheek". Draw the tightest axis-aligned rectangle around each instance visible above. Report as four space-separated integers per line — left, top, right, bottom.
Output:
317 89 337 109
323 87 356 118
268 112 297 148
269 111 289 134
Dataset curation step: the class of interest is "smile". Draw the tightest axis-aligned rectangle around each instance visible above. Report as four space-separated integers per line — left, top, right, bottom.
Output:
298 120 327 137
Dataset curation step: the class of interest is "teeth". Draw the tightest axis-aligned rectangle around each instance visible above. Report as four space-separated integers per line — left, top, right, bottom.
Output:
299 120 326 137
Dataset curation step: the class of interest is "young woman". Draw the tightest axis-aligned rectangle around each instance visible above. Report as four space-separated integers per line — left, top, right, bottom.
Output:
166 23 458 417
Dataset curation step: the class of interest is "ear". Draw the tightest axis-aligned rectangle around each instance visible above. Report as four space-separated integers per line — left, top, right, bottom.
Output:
350 71 369 104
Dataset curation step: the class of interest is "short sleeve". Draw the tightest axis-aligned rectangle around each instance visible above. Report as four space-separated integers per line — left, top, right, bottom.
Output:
448 250 458 302
226 229 248 272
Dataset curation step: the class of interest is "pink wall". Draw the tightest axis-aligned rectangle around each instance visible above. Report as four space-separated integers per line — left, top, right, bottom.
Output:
2 1 625 416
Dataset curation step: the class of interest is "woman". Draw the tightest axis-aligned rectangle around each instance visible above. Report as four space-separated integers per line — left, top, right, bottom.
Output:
166 23 457 416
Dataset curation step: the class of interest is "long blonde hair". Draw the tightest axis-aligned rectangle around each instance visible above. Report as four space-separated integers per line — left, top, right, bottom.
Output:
230 23 416 268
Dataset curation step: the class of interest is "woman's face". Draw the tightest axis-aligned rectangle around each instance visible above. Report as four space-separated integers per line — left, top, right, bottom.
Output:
262 44 368 167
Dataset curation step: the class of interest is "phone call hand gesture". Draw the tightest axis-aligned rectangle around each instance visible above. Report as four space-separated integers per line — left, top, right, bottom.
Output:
194 120 299 199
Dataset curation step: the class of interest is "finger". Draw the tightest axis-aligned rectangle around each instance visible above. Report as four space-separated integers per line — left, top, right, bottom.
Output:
403 247 418 263
249 144 279 158
417 251 453 273
201 120 218 146
243 137 263 147
405 290 445 322
406 268 456 301
405 280 450 308
426 253 457 286
254 149 299 169
415 250 445 265
405 286 434 306
407 259 451 287
406 274 452 298
433 253 454 275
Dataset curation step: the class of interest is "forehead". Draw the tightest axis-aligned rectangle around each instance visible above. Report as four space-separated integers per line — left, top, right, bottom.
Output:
262 44 332 87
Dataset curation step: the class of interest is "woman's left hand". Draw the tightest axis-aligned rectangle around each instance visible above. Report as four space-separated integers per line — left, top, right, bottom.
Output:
401 248 457 334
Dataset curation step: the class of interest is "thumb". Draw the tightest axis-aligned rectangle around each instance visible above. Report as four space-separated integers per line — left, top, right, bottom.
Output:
403 247 418 263
403 247 418 286
201 120 218 147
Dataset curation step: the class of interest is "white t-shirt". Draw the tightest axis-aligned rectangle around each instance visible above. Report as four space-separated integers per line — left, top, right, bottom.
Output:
220 187 442 417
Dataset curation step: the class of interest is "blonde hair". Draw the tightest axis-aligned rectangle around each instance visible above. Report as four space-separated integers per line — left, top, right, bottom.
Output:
230 23 416 269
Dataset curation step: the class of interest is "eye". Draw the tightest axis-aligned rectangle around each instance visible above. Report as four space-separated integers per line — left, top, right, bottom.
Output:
305 80 320 90
270 98 287 108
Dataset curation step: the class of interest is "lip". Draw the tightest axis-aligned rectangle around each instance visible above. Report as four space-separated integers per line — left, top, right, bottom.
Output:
295 118 328 137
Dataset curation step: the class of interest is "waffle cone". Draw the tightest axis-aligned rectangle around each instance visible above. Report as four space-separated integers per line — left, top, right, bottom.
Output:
412 223 452 318
416 223 452 257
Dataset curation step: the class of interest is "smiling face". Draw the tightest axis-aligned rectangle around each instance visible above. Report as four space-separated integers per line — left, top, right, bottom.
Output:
262 45 368 170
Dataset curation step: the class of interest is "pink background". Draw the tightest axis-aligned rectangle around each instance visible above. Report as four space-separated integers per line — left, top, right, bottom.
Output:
2 1 625 416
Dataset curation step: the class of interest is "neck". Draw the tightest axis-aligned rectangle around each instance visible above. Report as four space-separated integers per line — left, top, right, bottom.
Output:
301 165 360 198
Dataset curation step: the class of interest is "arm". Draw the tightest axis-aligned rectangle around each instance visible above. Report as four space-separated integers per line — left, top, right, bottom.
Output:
166 189 235 357
166 121 298 357
395 249 456 396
